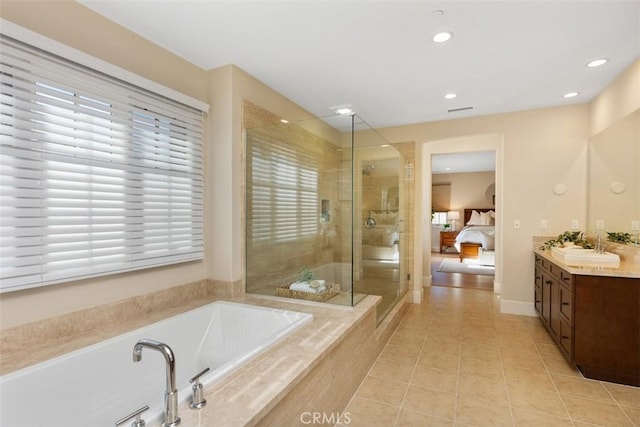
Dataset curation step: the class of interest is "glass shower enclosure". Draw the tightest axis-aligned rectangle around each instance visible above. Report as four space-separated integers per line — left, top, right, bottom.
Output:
244 104 407 322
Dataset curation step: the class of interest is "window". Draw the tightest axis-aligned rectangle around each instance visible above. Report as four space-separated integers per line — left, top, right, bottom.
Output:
0 35 204 292
247 130 318 244
431 212 448 225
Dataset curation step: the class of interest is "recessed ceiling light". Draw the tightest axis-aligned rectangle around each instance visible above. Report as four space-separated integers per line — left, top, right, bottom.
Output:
280 119 289 124
380 144 390 147
587 58 608 68
433 31 453 43
432 9 445 16
444 93 457 100
330 104 355 115
563 92 579 98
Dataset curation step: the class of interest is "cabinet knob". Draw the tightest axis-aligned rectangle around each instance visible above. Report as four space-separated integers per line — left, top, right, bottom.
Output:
562 302 570 306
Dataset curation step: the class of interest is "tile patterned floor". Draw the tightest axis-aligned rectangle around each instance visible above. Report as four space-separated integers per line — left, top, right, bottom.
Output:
338 286 640 426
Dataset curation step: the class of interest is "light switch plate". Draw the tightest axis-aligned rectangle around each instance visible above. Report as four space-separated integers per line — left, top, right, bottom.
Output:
571 219 579 230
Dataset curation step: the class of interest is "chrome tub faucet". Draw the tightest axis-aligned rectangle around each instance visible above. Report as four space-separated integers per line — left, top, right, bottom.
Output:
133 339 181 427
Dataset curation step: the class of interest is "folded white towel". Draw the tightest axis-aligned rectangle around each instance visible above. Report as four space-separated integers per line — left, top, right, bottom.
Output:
290 282 327 294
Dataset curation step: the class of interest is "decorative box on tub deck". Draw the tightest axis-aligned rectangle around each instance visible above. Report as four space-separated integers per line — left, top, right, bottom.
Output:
275 282 341 302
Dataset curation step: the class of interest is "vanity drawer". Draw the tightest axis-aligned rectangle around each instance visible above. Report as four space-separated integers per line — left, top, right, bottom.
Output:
559 320 573 359
549 263 574 288
559 283 573 324
534 284 542 314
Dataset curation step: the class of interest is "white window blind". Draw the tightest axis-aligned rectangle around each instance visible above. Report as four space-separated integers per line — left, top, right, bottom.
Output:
0 35 204 292
247 131 318 244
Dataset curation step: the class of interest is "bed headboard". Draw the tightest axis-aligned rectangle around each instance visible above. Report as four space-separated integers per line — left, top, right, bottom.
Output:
463 208 495 226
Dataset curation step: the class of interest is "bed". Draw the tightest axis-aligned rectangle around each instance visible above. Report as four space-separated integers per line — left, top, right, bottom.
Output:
362 225 399 263
455 208 496 264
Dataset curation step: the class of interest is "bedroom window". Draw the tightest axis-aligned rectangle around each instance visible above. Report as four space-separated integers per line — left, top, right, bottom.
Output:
247 133 318 244
432 212 448 225
0 34 204 292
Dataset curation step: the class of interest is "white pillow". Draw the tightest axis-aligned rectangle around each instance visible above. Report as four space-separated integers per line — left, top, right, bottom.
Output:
467 210 483 225
480 211 494 225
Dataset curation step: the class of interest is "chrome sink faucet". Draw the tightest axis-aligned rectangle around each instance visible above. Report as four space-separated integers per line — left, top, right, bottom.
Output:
133 339 181 427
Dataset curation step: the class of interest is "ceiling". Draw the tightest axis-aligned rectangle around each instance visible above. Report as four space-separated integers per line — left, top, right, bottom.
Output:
78 0 639 131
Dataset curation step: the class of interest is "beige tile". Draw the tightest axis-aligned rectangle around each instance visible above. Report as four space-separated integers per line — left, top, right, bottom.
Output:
395 408 453 427
380 342 421 364
387 332 425 352
426 326 463 340
503 365 556 392
368 357 415 383
562 393 634 426
410 365 458 393
621 405 640 426
422 340 460 356
457 373 509 405
416 349 460 371
394 322 429 337
604 382 640 409
355 375 408 406
535 342 566 361
510 407 573 426
424 334 462 348
460 340 501 361
339 396 400 427
507 383 569 418
455 395 513 426
458 354 503 379
403 384 457 420
551 374 615 403
542 357 582 377
500 347 546 371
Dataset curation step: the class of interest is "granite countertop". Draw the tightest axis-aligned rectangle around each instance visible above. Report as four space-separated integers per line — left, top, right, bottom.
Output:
533 247 640 279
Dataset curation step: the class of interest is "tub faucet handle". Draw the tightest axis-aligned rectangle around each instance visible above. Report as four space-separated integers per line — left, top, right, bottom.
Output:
189 367 211 409
115 405 149 427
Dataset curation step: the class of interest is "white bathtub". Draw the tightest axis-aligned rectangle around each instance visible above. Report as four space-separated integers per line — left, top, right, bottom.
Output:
0 301 313 426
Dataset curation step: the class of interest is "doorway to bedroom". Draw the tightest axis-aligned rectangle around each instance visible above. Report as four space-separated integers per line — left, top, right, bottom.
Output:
422 134 503 294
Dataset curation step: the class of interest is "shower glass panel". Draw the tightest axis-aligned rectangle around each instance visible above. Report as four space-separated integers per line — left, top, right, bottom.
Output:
245 106 406 320
352 120 405 322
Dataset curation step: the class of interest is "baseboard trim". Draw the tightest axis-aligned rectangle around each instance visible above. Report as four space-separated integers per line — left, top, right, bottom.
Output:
500 299 537 317
422 274 432 287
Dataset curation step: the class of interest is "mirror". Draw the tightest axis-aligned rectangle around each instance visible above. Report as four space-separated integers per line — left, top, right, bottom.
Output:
587 109 639 245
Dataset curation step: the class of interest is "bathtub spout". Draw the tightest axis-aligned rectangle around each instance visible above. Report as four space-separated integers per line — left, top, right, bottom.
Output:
132 339 181 427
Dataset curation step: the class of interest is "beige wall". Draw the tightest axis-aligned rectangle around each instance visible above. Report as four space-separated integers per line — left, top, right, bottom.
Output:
432 171 495 214
379 105 590 311
590 59 640 136
587 59 640 235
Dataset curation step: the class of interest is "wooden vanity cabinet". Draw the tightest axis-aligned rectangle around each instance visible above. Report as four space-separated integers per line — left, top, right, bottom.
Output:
534 255 573 360
534 253 639 386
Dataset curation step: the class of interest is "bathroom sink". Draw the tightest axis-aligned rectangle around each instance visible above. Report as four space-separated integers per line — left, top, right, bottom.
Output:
551 246 620 268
